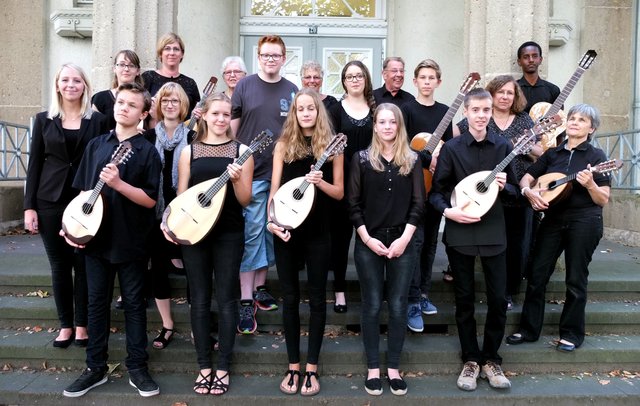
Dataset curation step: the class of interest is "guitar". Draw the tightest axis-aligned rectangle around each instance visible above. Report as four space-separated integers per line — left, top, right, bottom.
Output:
529 50 597 150
534 159 622 207
269 133 347 230
161 130 273 245
61 142 134 245
451 115 562 217
410 72 481 193
184 76 218 131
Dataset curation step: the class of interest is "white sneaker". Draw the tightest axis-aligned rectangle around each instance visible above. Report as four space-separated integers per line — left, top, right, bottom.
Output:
481 361 511 389
456 361 479 391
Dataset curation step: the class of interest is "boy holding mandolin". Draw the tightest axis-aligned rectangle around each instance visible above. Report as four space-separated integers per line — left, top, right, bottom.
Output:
61 83 162 398
429 88 518 392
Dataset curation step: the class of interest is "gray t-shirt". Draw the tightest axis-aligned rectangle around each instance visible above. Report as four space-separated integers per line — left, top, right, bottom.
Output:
232 74 298 180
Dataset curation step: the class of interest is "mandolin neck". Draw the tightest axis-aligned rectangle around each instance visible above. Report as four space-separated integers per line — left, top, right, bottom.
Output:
424 93 464 153
545 67 587 118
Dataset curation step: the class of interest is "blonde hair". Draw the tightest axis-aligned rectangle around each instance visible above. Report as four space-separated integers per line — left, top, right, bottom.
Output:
369 103 416 176
154 82 190 122
194 93 233 143
279 88 334 163
48 63 93 120
156 32 185 63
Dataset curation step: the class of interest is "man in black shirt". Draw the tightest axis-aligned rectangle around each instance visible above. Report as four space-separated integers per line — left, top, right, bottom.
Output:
516 41 560 113
62 83 162 398
430 88 518 392
373 57 414 107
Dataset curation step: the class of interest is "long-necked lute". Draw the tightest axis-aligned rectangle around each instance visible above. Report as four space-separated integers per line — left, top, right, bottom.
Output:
161 130 273 245
451 115 562 217
184 76 218 131
61 141 134 245
269 133 347 230
409 72 480 193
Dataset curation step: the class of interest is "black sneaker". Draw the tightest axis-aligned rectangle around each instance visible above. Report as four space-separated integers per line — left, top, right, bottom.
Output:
253 285 278 311
63 367 107 397
237 300 257 334
128 368 160 397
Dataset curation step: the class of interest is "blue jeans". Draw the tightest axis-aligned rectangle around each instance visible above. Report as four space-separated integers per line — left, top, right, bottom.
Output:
85 256 148 371
519 214 603 346
354 227 416 369
240 180 274 272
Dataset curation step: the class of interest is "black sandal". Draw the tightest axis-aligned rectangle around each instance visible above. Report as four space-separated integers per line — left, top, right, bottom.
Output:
193 370 212 395
279 369 302 395
301 371 320 396
211 371 229 396
152 327 174 349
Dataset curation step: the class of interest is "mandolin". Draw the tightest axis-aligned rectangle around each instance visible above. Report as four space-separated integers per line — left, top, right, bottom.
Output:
534 159 622 207
61 141 134 245
529 50 597 150
184 76 218 131
161 130 273 245
410 72 480 193
269 133 347 230
451 115 562 217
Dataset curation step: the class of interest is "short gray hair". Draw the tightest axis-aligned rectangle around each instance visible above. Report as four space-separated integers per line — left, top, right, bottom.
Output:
567 103 601 132
220 56 247 74
300 60 323 76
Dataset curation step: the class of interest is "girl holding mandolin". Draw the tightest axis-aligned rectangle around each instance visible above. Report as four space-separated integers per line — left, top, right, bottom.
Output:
164 93 253 395
507 104 611 352
267 88 344 396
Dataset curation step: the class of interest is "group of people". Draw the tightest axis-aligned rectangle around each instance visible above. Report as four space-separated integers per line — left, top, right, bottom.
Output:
24 32 610 399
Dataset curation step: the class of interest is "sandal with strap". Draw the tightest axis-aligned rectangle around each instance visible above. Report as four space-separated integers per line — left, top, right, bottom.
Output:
210 371 229 396
279 369 302 395
193 370 212 395
153 327 174 349
301 371 320 397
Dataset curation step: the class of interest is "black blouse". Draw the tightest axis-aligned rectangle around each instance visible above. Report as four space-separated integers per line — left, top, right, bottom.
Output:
348 149 424 234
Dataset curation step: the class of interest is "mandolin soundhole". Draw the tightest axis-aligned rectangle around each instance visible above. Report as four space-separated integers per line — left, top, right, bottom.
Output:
197 193 212 208
475 181 488 194
293 188 304 200
81 203 93 215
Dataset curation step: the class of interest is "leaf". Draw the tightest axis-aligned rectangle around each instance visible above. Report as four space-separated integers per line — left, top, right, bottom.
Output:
172 403 188 406
106 362 120 375
33 326 43 333
599 379 610 385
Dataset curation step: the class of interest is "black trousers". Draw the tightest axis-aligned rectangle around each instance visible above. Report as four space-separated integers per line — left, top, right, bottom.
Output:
409 201 441 303
503 205 534 296
329 202 351 292
447 247 507 365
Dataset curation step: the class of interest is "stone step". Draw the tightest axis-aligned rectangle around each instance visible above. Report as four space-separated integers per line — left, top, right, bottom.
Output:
2 294 640 335
2 369 639 406
1 327 639 375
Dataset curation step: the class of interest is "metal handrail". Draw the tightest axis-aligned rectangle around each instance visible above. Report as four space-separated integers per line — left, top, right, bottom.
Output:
591 129 640 191
0 119 32 181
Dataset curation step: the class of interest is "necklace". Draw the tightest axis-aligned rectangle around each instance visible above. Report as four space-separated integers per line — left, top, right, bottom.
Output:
494 113 513 130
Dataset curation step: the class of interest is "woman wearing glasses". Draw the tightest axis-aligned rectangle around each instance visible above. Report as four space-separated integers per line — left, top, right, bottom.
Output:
92 50 144 130
142 32 201 119
328 61 376 314
300 60 338 111
221 56 247 99
143 82 196 350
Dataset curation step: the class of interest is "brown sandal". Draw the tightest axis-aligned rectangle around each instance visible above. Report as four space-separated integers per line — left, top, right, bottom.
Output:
279 369 302 395
301 371 320 396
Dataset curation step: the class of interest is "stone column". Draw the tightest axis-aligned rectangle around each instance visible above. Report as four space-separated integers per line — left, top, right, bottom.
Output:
91 0 177 91
464 0 550 83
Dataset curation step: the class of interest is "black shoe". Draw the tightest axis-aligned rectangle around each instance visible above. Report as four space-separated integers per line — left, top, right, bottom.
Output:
53 331 75 349
74 338 88 347
114 297 123 309
388 377 408 396
364 377 383 396
129 368 160 397
63 368 107 397
333 304 347 313
506 333 528 345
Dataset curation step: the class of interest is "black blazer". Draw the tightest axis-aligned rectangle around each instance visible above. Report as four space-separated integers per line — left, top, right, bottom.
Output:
24 110 107 210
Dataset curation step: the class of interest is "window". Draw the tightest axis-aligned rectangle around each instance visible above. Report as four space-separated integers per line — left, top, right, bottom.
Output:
250 0 376 18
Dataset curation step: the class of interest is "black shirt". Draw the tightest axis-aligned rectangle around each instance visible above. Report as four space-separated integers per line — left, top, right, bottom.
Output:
373 86 414 108
429 130 519 255
517 76 561 113
348 149 424 234
141 71 201 116
322 95 339 111
73 131 162 263
401 99 453 169
91 90 117 130
526 139 610 218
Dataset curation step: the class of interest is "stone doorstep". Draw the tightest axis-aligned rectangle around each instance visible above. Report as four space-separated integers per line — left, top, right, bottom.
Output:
0 370 639 406
1 327 639 375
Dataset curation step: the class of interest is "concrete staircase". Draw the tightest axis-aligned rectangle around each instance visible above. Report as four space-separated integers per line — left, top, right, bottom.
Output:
0 232 639 405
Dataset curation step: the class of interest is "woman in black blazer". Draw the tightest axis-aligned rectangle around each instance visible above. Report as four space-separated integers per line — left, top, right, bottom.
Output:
24 63 106 348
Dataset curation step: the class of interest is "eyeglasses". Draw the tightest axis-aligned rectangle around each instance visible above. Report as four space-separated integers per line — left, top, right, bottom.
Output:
345 73 365 82
115 63 137 70
303 75 322 81
223 70 245 77
160 99 180 106
259 53 283 61
385 69 405 75
163 46 182 53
